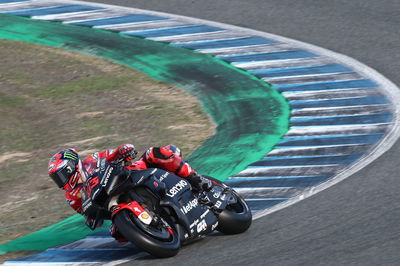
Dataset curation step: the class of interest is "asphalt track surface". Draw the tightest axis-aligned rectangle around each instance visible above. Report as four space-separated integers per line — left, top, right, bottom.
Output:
70 1 400 265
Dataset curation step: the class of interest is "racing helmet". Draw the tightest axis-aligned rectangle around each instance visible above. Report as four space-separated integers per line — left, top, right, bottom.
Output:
48 148 83 190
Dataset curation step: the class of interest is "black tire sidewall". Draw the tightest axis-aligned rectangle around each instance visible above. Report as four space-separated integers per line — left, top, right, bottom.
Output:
217 193 252 234
205 176 252 234
114 209 181 258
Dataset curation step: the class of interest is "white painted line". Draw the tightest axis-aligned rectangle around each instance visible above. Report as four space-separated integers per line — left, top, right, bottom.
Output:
64 13 126 24
95 20 185 31
284 88 380 100
160 30 245 42
60 12 129 23
32 9 106 20
286 123 389 136
234 57 332 70
271 143 372 150
234 187 295 191
237 164 339 175
264 71 355 83
199 43 292 55
100 252 148 266
170 32 248 43
266 73 364 85
149 29 227 42
290 104 393 116
0 3 64 12
268 144 373 156
0 1 33 8
290 122 391 129
171 35 254 45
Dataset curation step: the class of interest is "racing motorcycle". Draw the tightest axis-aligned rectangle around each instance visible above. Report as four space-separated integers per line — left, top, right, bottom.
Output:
81 162 252 258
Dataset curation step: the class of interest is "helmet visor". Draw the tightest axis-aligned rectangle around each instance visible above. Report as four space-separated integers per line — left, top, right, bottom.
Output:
49 160 77 188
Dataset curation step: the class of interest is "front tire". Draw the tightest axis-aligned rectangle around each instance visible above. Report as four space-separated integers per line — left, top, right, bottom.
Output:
114 209 181 258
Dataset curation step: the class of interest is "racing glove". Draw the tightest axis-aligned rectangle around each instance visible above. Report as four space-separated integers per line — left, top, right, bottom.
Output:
117 144 138 162
187 172 213 192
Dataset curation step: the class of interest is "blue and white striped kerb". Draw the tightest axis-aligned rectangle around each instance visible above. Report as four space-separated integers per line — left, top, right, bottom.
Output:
2 0 400 264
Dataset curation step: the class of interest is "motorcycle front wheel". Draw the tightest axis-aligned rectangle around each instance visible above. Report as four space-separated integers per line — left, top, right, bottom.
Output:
114 209 181 258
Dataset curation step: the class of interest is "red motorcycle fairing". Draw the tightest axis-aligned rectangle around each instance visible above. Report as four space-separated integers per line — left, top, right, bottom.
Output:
111 201 152 225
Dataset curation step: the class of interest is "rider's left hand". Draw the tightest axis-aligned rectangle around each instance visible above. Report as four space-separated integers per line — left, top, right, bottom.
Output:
118 144 138 161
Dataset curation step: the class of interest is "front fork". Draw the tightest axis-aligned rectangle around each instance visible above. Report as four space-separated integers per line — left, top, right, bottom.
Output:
109 196 153 225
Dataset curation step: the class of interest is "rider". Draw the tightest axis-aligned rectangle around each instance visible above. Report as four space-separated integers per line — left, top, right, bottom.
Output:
48 144 213 241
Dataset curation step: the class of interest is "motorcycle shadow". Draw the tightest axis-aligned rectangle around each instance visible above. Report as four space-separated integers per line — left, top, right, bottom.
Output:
132 231 229 260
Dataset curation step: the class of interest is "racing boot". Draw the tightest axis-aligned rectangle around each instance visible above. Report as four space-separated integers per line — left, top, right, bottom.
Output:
187 172 213 192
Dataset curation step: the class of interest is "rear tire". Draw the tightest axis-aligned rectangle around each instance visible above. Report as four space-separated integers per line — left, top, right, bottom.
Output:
206 176 252 234
114 209 180 258
217 190 252 234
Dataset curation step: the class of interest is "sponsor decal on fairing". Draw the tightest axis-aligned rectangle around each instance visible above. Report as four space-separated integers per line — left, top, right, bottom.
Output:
166 179 188 197
82 200 92 212
159 171 169 181
211 221 219 231
137 210 152 225
200 209 210 219
101 165 113 186
180 198 198 214
196 219 207 233
214 201 222 209
213 191 221 199
129 203 152 225
190 219 199 228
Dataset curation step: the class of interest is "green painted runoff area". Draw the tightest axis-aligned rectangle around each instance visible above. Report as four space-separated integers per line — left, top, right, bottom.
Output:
0 14 289 253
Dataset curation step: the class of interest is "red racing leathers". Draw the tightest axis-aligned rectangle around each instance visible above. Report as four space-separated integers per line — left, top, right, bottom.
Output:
64 145 196 215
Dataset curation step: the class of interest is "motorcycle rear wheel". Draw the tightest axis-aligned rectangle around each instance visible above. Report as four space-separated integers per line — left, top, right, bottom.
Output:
207 176 252 234
114 209 181 258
